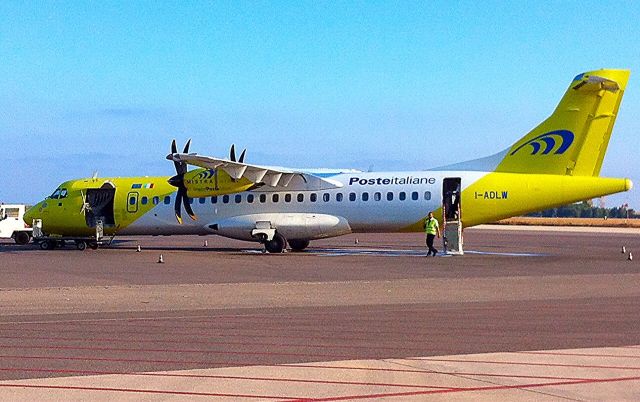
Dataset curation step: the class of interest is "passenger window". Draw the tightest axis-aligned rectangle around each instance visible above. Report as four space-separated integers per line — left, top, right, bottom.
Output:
199 197 206 204
399 192 406 201
211 196 217 204
129 196 136 205
374 192 381 201
152 196 159 205
310 193 317 202
336 193 343 202
272 194 279 203
297 193 304 202
141 196 148 205
260 194 266 203
164 196 171 204
235 194 242 203
424 191 431 200
188 198 194 204
285 193 292 203
387 192 393 201
362 192 369 201
411 191 418 201
349 192 356 201
223 195 230 204
323 193 330 202
247 194 254 203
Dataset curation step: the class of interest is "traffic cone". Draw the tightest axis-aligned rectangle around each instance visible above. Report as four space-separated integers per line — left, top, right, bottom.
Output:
354 238 359 245
136 245 141 252
622 246 626 253
629 252 633 261
158 254 164 264
203 240 208 247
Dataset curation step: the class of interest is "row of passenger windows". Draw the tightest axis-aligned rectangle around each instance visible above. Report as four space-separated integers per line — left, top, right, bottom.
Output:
138 191 432 206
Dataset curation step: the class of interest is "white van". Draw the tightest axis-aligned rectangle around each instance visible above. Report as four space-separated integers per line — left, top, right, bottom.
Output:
0 204 33 244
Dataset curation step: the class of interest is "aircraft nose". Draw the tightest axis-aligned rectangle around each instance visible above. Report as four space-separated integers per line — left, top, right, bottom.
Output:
23 204 38 227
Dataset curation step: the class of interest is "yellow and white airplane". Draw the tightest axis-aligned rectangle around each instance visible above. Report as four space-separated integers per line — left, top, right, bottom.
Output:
25 69 633 253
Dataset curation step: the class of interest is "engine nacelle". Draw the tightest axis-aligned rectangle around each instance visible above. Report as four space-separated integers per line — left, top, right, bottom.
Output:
208 213 352 241
183 168 256 198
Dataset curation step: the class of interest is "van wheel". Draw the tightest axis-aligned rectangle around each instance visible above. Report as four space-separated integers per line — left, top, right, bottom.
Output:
265 233 287 253
288 239 309 251
89 242 99 250
76 241 87 251
14 231 31 245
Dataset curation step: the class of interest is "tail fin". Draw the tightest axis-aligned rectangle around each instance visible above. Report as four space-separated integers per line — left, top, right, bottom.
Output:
496 69 630 176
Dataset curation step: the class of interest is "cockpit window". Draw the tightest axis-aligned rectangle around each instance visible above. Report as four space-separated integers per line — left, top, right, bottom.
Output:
50 189 62 199
59 189 68 198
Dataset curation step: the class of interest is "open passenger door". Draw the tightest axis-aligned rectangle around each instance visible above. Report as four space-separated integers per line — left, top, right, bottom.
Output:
442 177 463 255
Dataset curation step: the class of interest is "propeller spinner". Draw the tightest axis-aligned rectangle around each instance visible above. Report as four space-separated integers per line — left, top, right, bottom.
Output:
167 139 197 224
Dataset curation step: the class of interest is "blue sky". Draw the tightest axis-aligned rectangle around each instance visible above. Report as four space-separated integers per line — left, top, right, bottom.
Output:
1 1 639 208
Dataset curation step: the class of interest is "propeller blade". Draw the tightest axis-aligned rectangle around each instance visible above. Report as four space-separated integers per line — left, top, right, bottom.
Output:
183 138 191 154
230 144 236 162
174 188 184 224
171 139 178 154
238 149 246 163
182 193 197 221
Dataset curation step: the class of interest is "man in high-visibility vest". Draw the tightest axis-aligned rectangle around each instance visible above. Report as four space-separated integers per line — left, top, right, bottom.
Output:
424 211 441 256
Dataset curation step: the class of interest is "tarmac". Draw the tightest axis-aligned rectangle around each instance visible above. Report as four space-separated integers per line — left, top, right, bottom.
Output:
0 226 638 400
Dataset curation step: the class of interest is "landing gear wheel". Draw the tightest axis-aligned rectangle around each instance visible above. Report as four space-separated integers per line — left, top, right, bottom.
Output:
40 240 55 250
75 240 87 251
89 242 99 250
265 233 287 253
14 232 31 245
288 239 309 252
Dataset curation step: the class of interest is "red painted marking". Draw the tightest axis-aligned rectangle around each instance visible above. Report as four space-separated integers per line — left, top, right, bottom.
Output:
292 375 640 401
410 357 640 371
520 351 640 359
0 367 451 389
0 383 297 399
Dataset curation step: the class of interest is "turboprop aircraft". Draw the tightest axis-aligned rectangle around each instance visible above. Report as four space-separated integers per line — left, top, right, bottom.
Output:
25 69 633 253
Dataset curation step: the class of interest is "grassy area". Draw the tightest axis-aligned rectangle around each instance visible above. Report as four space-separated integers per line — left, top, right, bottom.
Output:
495 217 640 228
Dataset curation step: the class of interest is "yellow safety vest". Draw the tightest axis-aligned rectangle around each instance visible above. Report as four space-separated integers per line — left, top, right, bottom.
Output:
425 217 439 235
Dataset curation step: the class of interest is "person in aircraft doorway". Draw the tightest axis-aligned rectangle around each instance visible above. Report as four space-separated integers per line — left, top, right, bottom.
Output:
424 211 441 257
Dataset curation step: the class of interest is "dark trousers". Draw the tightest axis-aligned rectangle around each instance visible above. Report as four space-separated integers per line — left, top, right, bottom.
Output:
426 234 437 255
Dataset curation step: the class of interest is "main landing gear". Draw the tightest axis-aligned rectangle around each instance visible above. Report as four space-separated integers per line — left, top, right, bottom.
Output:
264 232 287 253
256 232 311 253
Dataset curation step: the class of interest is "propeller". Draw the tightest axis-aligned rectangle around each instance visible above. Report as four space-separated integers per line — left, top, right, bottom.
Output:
229 144 246 163
79 190 92 216
167 139 197 224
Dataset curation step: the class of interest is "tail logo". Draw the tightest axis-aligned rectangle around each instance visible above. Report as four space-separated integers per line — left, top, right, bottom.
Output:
510 130 574 156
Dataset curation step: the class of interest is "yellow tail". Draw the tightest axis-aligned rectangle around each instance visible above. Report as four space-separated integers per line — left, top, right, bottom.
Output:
496 69 630 176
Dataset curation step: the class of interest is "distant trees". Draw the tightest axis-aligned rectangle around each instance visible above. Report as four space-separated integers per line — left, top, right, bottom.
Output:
526 201 638 219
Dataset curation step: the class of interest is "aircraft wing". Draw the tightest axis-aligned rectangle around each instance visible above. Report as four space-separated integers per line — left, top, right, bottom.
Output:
167 153 344 190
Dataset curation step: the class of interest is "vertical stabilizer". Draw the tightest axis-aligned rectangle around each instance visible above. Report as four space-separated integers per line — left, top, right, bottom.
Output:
495 69 629 176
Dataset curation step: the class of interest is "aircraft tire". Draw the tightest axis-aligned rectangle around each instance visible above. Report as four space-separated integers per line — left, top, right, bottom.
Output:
14 231 31 245
265 233 287 253
76 241 87 251
40 240 55 250
288 239 309 252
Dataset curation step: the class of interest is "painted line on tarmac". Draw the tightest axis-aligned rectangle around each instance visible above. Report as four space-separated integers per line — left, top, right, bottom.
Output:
290 375 640 401
0 383 297 400
242 248 546 257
